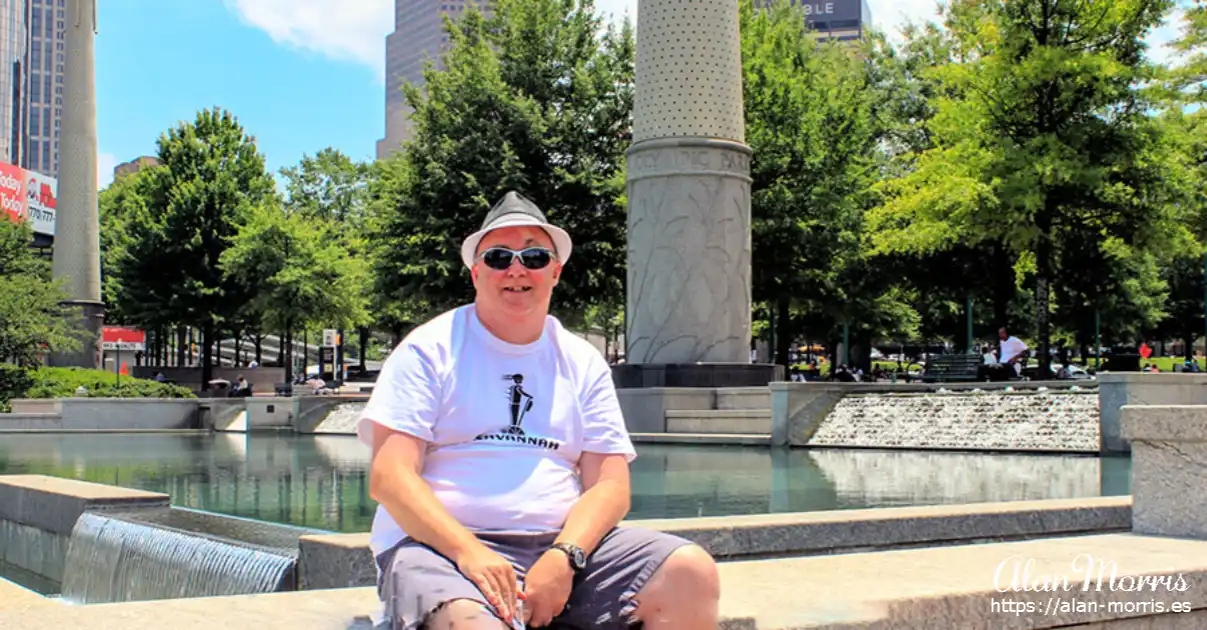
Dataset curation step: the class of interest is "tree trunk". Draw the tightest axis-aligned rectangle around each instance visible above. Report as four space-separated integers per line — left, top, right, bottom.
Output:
283 325 293 384
358 327 369 371
176 326 186 367
1186 328 1195 362
201 321 214 391
774 295 792 368
1035 213 1053 379
255 333 263 364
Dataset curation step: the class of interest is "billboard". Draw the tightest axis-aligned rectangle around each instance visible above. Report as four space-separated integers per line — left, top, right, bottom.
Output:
0 161 56 237
759 0 868 33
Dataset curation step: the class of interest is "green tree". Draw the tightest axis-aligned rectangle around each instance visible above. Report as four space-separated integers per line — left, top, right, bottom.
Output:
281 147 374 370
740 0 885 366
871 0 1185 375
220 202 370 383
0 219 86 366
371 0 633 326
113 107 276 387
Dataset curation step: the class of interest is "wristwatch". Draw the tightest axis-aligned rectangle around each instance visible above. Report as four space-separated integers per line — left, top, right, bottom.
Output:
550 542 587 573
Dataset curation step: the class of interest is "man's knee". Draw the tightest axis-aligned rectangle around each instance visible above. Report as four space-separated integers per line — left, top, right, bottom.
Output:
422 598 509 630
641 543 721 603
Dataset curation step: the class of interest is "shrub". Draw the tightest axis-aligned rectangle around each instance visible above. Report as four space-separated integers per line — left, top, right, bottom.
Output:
19 367 195 401
0 364 36 412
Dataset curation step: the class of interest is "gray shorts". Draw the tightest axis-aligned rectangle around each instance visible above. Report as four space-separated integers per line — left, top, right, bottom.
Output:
374 526 694 630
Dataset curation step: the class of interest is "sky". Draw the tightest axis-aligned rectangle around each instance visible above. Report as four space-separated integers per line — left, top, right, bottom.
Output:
94 0 1189 190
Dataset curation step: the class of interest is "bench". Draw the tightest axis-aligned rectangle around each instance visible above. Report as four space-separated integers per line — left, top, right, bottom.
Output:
920 353 984 382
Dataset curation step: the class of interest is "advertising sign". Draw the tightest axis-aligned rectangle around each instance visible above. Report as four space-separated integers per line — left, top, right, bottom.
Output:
0 161 56 236
759 0 866 29
102 327 146 351
322 329 340 347
0 161 26 226
25 170 56 236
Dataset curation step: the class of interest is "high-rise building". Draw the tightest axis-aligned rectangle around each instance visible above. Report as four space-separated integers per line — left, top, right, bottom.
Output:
377 0 487 160
758 0 871 41
0 0 65 178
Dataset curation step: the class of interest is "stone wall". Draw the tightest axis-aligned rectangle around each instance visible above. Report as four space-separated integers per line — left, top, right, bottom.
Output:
1099 373 1207 453
7 398 200 431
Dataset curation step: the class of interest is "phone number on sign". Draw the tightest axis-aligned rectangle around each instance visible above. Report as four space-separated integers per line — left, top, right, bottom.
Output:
992 598 1193 616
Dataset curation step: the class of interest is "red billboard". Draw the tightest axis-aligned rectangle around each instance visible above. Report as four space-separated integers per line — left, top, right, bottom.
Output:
0 161 27 225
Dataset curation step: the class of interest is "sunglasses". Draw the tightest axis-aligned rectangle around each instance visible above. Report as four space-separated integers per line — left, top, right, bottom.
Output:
478 247 556 270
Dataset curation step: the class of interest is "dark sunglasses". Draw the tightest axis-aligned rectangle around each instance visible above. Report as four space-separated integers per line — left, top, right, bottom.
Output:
478 247 556 270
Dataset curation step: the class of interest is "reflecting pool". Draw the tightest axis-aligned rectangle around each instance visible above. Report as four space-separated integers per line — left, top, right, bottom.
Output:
0 433 1131 534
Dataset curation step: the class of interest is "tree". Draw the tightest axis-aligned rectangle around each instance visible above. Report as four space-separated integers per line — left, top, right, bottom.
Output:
0 219 86 366
740 0 885 366
114 107 276 387
870 0 1184 376
371 0 633 326
280 147 375 370
221 202 370 383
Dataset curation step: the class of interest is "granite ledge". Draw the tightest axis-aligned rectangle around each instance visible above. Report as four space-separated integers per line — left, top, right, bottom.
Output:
1121 405 1207 442
0 475 170 536
0 578 52 613
6 534 1207 629
297 497 1132 589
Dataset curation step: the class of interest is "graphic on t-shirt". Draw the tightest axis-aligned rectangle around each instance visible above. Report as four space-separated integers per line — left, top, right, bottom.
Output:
505 373 533 435
473 372 562 450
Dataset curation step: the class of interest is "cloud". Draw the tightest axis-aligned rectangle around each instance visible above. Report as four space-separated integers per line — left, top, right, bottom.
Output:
225 0 392 78
97 151 116 190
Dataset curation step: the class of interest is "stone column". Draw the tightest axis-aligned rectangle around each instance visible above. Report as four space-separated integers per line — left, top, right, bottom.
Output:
621 0 775 388
50 0 103 369
1121 405 1207 539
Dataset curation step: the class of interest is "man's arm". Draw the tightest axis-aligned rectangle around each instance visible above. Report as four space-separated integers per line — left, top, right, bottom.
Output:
554 452 632 555
369 423 521 620
368 424 482 559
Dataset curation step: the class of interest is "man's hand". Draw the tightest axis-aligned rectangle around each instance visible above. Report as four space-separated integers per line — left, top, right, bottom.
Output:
455 543 520 623
521 549 575 627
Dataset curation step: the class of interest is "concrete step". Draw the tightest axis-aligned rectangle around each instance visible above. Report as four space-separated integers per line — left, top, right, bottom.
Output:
665 409 772 434
715 387 771 410
631 432 771 445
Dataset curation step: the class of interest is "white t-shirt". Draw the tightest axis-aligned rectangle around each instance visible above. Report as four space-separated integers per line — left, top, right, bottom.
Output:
356 304 636 558
1000 336 1028 363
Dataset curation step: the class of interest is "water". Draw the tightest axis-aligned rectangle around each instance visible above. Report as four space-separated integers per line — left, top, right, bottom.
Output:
815 391 1100 452
59 511 294 604
311 403 363 434
0 433 1131 536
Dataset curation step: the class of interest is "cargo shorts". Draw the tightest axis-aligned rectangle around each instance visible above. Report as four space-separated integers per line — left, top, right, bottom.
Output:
374 526 694 630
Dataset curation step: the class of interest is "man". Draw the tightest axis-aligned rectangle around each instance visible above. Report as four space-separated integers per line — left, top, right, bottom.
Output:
357 191 720 630
997 327 1028 377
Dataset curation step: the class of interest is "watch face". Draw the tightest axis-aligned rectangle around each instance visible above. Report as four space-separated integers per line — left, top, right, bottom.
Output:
572 548 586 568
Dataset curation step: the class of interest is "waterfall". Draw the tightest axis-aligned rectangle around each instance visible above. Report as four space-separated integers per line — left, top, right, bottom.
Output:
809 389 1099 452
59 512 295 604
311 402 365 434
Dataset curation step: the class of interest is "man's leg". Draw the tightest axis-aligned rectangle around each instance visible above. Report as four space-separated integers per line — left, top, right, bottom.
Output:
377 539 519 630
629 543 720 629
553 527 719 630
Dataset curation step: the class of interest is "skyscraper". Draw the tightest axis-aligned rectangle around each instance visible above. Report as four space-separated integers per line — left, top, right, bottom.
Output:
0 0 65 178
757 0 871 41
377 0 487 160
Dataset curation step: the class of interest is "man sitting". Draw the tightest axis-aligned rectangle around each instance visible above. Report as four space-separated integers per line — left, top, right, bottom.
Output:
357 191 720 629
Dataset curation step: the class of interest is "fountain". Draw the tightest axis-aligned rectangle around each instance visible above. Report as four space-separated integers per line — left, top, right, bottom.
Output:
808 388 1099 452
57 508 309 604
310 403 366 434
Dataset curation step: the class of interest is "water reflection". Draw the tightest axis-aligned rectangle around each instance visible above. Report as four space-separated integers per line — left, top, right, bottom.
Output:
0 434 1130 533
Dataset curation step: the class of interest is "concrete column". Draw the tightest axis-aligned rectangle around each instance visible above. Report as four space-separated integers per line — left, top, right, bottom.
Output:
626 0 752 366
49 0 103 369
1121 405 1207 539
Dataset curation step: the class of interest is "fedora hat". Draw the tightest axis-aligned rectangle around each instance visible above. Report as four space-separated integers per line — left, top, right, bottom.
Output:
460 191 573 269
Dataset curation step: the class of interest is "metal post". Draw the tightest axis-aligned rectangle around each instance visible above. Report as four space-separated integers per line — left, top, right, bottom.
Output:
966 295 973 354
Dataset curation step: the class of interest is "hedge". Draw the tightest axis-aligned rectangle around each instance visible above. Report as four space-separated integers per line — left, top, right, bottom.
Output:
0 365 194 411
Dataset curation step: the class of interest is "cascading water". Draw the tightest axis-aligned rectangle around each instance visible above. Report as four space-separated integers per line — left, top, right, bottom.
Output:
809 388 1099 452
311 402 365 434
59 511 295 604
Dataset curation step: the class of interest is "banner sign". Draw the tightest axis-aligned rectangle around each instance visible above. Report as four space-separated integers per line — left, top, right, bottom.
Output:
25 170 57 236
102 327 146 351
0 161 56 236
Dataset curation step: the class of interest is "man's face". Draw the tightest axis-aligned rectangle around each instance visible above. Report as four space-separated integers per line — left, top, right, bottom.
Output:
471 225 562 319
999 328 1007 341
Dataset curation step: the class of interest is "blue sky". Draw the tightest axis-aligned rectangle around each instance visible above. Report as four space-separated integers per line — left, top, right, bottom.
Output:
94 0 1188 190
